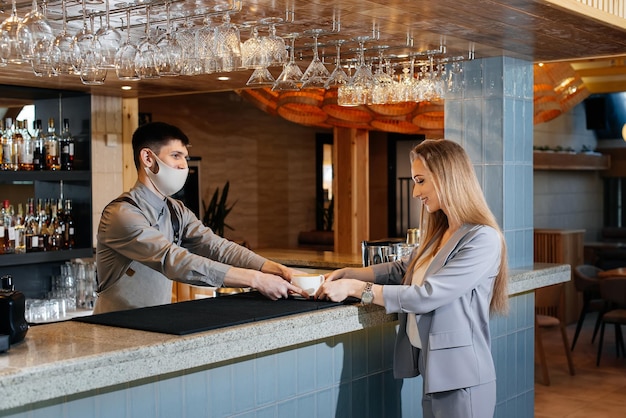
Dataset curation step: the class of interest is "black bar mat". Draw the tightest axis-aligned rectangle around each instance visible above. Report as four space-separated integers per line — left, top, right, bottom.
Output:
73 292 349 335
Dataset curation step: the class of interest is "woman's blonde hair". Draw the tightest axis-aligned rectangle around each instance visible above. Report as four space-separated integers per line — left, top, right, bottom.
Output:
405 139 509 315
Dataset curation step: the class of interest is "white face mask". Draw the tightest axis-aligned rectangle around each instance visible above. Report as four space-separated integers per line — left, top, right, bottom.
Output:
144 151 189 196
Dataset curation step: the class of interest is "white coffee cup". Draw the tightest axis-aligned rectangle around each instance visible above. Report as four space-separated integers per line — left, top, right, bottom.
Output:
291 274 324 298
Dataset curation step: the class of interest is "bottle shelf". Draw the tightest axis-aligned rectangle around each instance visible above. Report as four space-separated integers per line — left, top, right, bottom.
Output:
0 170 90 183
0 248 94 267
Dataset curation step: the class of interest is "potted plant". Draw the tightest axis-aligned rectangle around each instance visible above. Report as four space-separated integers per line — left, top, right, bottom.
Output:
202 181 237 237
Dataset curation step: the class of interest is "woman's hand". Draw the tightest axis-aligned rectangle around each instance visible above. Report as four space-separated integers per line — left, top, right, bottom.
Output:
316 278 364 302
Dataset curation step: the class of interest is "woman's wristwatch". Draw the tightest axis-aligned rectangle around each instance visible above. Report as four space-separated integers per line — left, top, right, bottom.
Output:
361 282 374 304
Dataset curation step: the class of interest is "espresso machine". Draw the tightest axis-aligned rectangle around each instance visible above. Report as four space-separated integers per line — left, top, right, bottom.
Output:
361 229 420 267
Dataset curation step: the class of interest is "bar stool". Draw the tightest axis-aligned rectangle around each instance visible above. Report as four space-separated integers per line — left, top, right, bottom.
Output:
571 264 606 351
535 283 576 385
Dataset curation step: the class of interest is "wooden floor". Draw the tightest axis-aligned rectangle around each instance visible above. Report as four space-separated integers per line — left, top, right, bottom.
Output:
534 313 626 417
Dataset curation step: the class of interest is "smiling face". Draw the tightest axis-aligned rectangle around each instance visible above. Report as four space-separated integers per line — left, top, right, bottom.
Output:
411 156 442 214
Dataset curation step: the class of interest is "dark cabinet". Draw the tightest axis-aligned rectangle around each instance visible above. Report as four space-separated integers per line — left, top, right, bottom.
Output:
0 90 92 298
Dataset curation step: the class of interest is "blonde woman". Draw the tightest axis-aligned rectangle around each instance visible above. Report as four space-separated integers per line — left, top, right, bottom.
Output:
317 139 508 418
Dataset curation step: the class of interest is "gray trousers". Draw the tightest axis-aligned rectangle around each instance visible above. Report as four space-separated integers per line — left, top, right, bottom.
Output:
419 351 496 418
422 381 496 418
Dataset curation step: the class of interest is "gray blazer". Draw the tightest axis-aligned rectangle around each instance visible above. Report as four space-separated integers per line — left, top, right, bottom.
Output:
371 224 501 394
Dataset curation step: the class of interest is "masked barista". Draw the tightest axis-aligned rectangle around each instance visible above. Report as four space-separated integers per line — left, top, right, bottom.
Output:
93 122 302 314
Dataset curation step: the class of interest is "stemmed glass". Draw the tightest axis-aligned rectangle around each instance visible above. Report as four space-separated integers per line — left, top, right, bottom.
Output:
1 0 28 64
241 25 266 69
175 19 202 75
0 29 11 66
17 0 54 62
135 6 161 79
79 14 107 85
371 48 394 104
74 1 103 71
300 29 330 89
195 17 216 74
114 10 140 81
339 36 374 105
95 0 121 69
52 0 79 75
324 40 348 89
156 0 182 76
214 12 242 72
259 17 287 67
272 33 302 91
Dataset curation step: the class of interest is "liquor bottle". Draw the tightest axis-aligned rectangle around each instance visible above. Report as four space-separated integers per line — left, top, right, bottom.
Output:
14 203 25 254
60 119 75 170
45 118 60 170
2 200 15 254
37 199 48 252
1 118 17 171
0 199 5 255
32 120 46 171
24 198 38 253
17 120 34 171
63 199 75 249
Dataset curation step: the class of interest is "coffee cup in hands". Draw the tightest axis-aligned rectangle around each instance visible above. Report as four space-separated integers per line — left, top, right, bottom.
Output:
291 274 324 299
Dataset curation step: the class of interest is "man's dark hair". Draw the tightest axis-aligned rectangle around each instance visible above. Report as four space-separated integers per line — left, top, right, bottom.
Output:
132 122 190 169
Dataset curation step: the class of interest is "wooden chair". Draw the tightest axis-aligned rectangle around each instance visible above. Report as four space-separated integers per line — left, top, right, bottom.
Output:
571 264 606 350
535 283 576 385
596 277 626 366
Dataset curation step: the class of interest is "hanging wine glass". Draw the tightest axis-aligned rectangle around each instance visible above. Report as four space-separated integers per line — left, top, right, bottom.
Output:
195 16 216 74
156 0 182 76
301 29 330 89
74 1 103 73
324 40 348 89
272 33 302 91
0 29 11 66
346 36 374 105
371 47 394 104
1 0 28 64
135 6 161 79
17 0 53 62
95 0 121 69
259 17 287 67
79 14 106 85
241 25 266 69
52 0 79 75
214 12 242 72
174 18 201 75
246 67 275 86
114 10 140 81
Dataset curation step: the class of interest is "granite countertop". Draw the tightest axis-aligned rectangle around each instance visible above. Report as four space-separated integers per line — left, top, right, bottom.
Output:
0 249 570 412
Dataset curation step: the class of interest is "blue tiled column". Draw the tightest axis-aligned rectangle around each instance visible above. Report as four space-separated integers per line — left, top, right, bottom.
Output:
445 56 535 417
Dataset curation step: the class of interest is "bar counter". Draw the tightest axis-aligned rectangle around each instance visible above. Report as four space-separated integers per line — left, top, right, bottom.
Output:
0 249 570 417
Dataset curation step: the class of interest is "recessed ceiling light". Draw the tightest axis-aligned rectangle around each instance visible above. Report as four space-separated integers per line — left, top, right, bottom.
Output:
217 76 230 81
121 86 132 90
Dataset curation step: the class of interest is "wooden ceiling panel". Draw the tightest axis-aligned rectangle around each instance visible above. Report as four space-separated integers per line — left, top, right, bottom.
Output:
0 0 624 97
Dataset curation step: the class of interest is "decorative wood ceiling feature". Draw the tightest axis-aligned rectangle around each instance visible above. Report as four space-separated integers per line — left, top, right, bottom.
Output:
0 0 624 98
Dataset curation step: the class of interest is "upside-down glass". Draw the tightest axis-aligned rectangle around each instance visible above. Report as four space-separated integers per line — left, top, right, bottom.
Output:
214 12 242 72
272 34 302 91
259 18 287 67
371 50 394 104
195 17 216 74
115 10 140 81
95 0 121 69
135 6 161 79
324 40 349 89
301 29 330 89
156 1 182 76
52 0 79 75
241 26 266 69
0 29 10 66
1 0 28 64
17 0 53 62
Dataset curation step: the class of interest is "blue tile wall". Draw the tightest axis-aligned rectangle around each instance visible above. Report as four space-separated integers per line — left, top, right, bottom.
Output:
4 296 534 418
